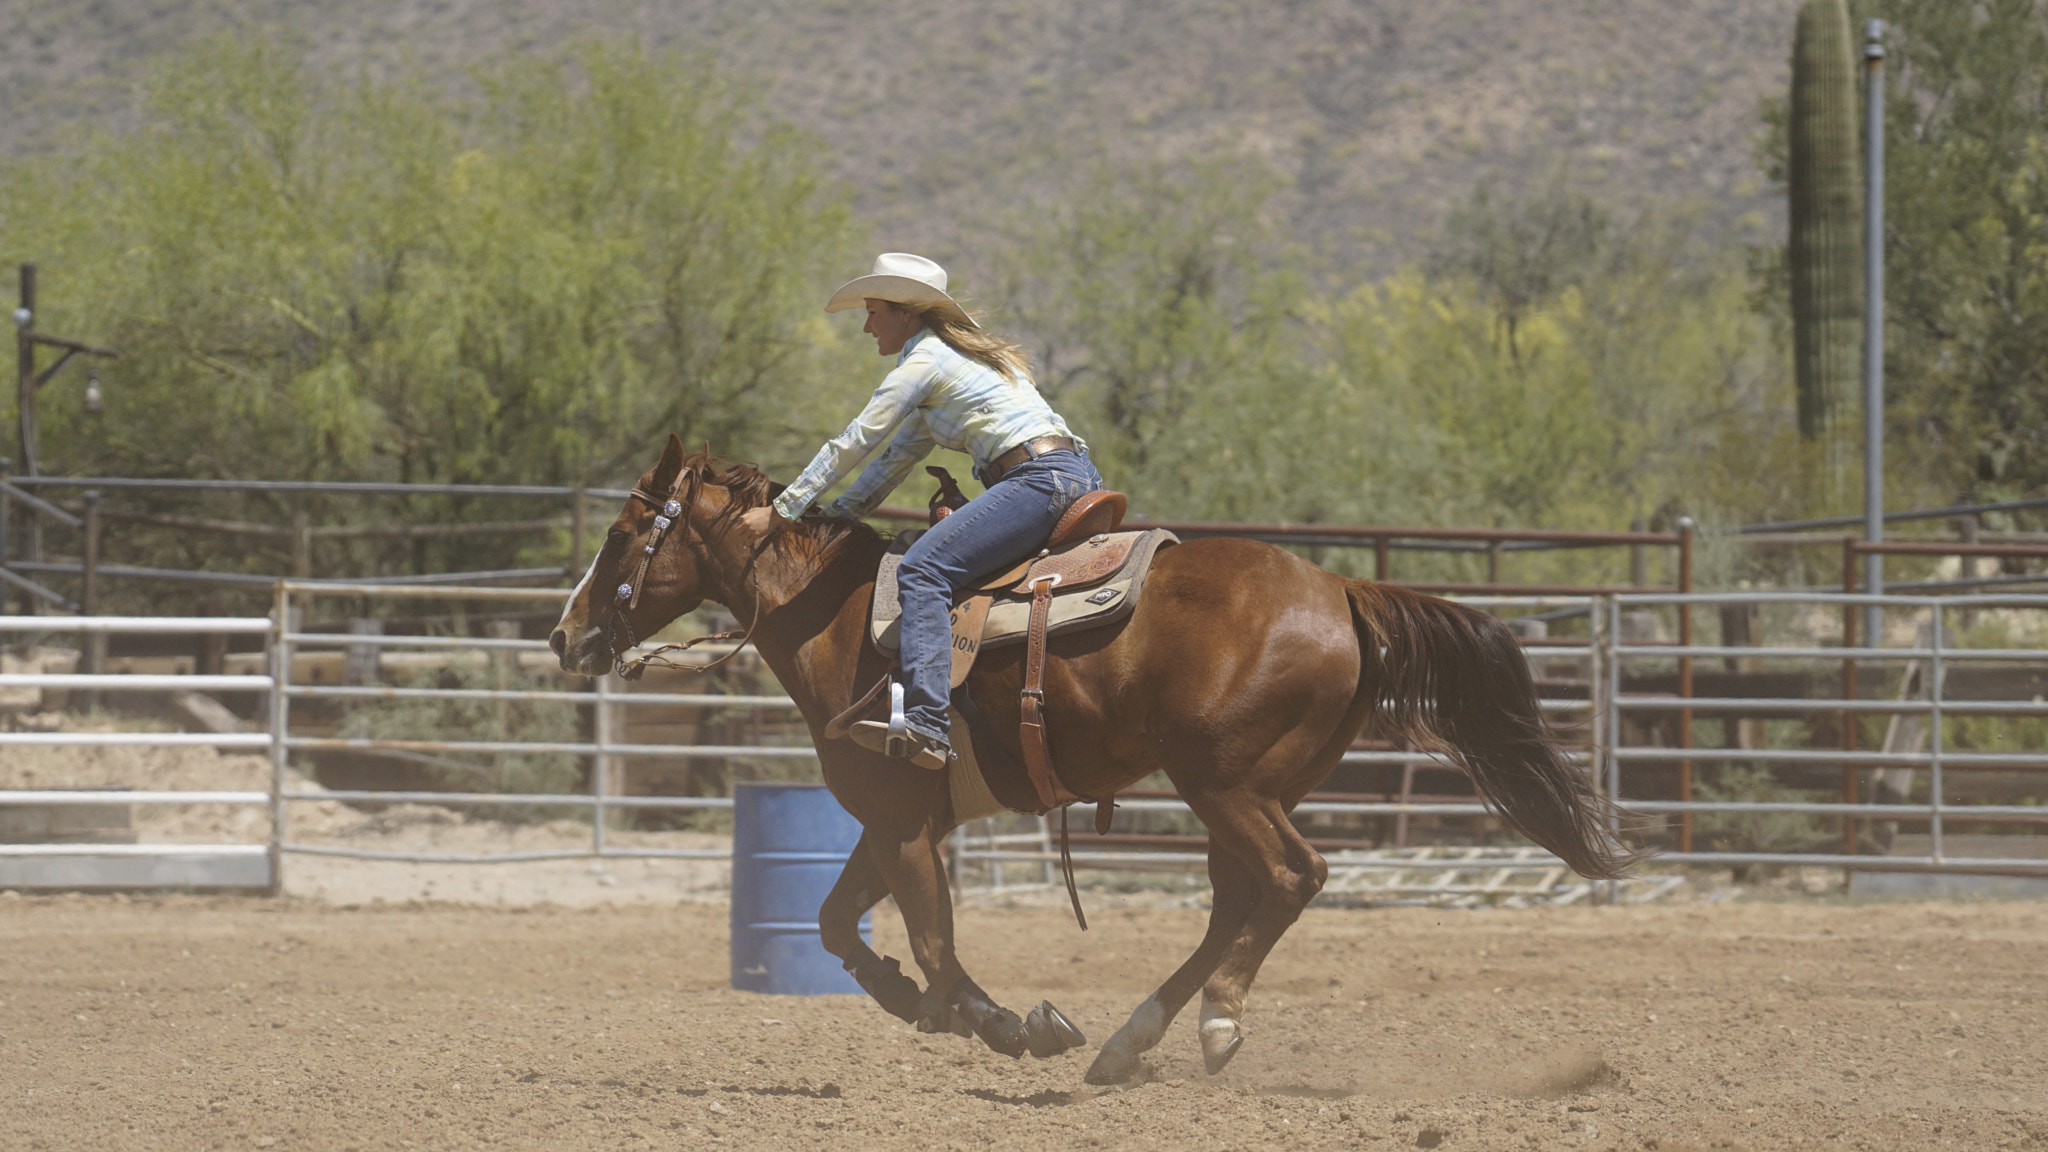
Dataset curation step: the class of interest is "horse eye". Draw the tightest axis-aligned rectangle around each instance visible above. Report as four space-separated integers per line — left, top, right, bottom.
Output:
605 529 630 547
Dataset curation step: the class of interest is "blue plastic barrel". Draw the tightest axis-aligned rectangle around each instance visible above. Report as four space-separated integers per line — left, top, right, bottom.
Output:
730 782 870 994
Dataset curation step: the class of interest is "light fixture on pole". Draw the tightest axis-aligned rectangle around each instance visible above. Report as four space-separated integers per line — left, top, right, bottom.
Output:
15 262 119 478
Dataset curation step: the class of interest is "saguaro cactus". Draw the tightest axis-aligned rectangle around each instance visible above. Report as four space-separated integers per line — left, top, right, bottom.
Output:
1788 0 1863 510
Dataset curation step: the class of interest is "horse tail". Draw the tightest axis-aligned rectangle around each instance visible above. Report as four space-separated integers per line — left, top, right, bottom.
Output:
1344 581 1641 880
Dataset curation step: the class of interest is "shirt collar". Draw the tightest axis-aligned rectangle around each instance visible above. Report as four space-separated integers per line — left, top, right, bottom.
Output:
898 327 933 365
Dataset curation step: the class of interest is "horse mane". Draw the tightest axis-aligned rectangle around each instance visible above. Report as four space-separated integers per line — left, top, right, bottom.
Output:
687 450 884 559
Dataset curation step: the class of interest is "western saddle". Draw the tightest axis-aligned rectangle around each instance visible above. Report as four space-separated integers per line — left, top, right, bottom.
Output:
835 470 1167 821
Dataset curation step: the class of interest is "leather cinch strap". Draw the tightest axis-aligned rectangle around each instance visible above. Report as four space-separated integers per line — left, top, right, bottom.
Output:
1018 573 1068 811
1015 566 1118 932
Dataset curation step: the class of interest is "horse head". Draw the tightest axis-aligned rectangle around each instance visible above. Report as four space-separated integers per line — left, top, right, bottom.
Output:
551 433 719 676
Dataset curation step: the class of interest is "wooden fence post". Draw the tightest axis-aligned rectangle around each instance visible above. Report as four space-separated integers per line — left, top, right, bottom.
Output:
571 487 589 571
291 510 312 579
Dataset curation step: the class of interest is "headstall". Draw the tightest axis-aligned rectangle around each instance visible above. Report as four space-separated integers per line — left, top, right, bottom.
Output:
603 464 757 680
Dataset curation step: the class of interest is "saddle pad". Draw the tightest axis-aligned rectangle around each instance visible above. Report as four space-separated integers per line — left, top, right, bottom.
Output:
871 528 1178 654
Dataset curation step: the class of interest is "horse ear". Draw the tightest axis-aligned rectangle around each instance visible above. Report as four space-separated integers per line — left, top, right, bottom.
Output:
652 433 688 491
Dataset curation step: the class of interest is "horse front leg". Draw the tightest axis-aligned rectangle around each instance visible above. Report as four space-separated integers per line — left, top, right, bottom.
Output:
868 818 1084 1060
819 830 921 1023
870 819 1022 1053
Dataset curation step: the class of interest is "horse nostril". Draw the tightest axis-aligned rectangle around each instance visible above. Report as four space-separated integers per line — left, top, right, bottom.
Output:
549 629 567 659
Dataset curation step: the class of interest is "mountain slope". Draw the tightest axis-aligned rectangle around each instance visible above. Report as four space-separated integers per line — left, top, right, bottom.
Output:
0 0 1800 278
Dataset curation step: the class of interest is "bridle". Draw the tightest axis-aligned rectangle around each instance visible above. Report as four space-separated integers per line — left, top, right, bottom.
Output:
601 463 758 680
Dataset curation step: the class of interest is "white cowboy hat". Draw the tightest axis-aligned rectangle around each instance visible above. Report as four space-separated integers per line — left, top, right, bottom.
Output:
824 252 979 329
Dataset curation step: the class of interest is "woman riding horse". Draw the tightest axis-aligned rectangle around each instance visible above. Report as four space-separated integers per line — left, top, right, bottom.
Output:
739 252 1102 771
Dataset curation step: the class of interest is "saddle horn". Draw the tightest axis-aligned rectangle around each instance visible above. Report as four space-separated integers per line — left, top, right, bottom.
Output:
926 465 970 526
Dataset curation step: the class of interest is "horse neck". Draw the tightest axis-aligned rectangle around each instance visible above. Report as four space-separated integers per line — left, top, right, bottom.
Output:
703 524 885 717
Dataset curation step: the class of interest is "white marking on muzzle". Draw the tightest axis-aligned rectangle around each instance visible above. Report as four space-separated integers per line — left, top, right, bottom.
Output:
558 553 602 636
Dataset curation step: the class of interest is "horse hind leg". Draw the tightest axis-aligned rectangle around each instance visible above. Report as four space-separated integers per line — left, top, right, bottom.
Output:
1084 843 1258 1085
1191 794 1328 1076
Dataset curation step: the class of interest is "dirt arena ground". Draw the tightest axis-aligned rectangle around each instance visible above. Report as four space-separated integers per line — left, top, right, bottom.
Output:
7 894 2047 1152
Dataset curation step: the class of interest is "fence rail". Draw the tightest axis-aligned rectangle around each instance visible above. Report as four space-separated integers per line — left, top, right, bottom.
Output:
2 586 2047 894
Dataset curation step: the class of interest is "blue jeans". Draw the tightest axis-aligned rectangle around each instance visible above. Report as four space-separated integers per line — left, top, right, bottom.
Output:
896 449 1104 745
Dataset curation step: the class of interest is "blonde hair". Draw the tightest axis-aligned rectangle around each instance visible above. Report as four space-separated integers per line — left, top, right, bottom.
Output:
896 303 1033 383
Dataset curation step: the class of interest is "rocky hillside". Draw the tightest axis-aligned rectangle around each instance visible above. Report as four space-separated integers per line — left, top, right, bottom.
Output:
1 0 1801 278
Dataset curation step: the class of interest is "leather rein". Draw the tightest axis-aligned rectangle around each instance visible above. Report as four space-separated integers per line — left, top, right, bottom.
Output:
604 466 758 681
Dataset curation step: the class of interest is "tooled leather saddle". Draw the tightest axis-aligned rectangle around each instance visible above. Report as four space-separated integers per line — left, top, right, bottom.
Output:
835 468 1177 820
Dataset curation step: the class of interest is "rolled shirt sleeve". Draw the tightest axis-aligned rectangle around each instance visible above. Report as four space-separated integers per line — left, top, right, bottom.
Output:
772 351 940 521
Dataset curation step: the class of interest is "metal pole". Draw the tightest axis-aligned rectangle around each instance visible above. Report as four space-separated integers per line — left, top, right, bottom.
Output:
1 456 12 616
1588 591 1609 903
15 267 40 576
16 263 35 479
81 491 101 711
1675 517 1695 854
268 581 291 898
1606 595 1625 904
593 669 613 864
1841 538 1860 854
1929 602 1945 862
1862 20 1887 649
80 491 99 617
1605 594 1622 807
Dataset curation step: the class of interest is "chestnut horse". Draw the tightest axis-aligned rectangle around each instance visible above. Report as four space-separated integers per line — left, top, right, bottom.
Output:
551 437 1636 1085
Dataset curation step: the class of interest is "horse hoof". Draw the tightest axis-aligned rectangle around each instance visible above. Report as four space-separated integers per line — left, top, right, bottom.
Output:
1202 1034 1243 1074
1025 1000 1087 1058
1083 1044 1142 1085
1200 1017 1244 1075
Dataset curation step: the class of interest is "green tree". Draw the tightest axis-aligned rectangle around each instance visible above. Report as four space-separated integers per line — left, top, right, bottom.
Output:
1317 187 1794 582
1863 0 2048 508
994 157 1306 488
1759 1 2048 513
0 37 865 580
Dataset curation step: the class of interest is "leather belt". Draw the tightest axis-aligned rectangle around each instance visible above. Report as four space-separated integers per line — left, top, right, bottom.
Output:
978 435 1076 487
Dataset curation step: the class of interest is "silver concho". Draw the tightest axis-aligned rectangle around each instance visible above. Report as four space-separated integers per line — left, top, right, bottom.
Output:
653 515 672 531
662 500 683 518
644 543 656 554
616 583 634 601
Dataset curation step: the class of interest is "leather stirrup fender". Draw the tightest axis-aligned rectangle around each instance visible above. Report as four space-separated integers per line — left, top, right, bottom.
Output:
825 669 894 741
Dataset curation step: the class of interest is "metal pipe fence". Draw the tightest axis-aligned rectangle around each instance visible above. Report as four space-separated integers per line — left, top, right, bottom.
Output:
954 590 2048 891
2 473 1698 612
2 588 2046 896
0 586 811 889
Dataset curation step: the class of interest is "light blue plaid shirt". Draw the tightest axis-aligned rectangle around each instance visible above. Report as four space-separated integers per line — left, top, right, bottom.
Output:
774 329 1083 520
